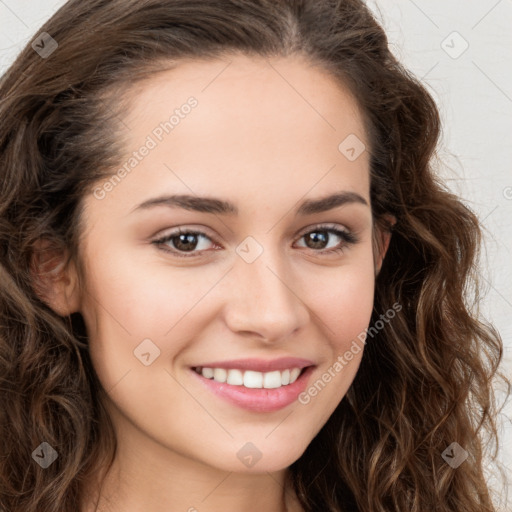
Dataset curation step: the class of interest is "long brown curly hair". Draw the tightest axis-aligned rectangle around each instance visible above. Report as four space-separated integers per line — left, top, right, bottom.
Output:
0 1 509 510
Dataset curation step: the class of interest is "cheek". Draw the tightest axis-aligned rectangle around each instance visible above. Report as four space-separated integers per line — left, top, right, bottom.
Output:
307 252 376 349
294 250 375 424
80 239 212 337
79 241 228 392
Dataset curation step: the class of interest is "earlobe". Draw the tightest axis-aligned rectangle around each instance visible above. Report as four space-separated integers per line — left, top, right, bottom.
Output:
30 239 81 316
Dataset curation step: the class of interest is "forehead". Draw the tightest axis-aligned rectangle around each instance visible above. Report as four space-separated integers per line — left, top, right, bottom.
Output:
89 54 370 216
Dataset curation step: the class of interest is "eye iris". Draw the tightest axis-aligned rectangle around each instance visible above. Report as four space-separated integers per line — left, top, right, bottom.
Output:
174 233 198 251
306 231 328 249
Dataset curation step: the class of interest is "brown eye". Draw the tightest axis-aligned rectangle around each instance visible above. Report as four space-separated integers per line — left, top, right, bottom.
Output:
295 225 358 254
153 229 217 257
303 230 330 250
172 233 201 252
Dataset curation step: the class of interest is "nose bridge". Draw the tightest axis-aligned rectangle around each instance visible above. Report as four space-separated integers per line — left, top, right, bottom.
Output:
223 237 309 340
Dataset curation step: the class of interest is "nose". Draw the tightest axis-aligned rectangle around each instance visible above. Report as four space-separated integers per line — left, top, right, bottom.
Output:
222 245 310 343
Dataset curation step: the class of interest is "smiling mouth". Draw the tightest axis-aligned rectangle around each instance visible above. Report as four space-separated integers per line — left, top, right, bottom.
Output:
192 366 309 389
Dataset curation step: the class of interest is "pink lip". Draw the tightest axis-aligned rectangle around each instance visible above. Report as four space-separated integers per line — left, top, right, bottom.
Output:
192 357 314 373
190 365 315 413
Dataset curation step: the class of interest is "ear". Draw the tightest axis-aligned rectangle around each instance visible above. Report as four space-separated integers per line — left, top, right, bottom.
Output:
30 238 81 316
373 214 396 276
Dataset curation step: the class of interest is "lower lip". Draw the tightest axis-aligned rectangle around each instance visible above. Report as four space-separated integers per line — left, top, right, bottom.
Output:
191 366 315 412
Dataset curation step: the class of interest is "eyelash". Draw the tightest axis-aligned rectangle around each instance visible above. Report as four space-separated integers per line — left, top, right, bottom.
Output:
152 223 359 259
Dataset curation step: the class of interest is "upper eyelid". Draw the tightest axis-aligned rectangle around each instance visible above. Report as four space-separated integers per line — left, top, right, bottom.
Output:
153 223 351 241
295 223 350 236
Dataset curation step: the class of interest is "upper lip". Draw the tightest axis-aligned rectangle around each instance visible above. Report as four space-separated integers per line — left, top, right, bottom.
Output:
192 357 315 372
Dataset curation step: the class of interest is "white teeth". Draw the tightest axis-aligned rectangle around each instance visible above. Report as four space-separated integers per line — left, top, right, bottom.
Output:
263 370 282 389
226 369 243 386
289 368 301 384
244 370 263 388
202 367 214 379
198 366 304 388
213 368 227 383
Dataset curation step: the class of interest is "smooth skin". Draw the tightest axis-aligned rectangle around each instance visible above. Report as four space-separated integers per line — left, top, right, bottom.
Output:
36 54 391 512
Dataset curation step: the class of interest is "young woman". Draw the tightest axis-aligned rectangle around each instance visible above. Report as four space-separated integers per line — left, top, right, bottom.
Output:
0 1 509 511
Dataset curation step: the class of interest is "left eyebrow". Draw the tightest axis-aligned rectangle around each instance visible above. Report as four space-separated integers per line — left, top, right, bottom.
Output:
130 191 369 216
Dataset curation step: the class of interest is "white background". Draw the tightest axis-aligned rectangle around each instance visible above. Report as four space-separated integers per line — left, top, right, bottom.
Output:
1 0 511 508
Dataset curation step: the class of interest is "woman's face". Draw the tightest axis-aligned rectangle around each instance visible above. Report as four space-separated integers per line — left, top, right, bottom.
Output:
75 54 387 474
